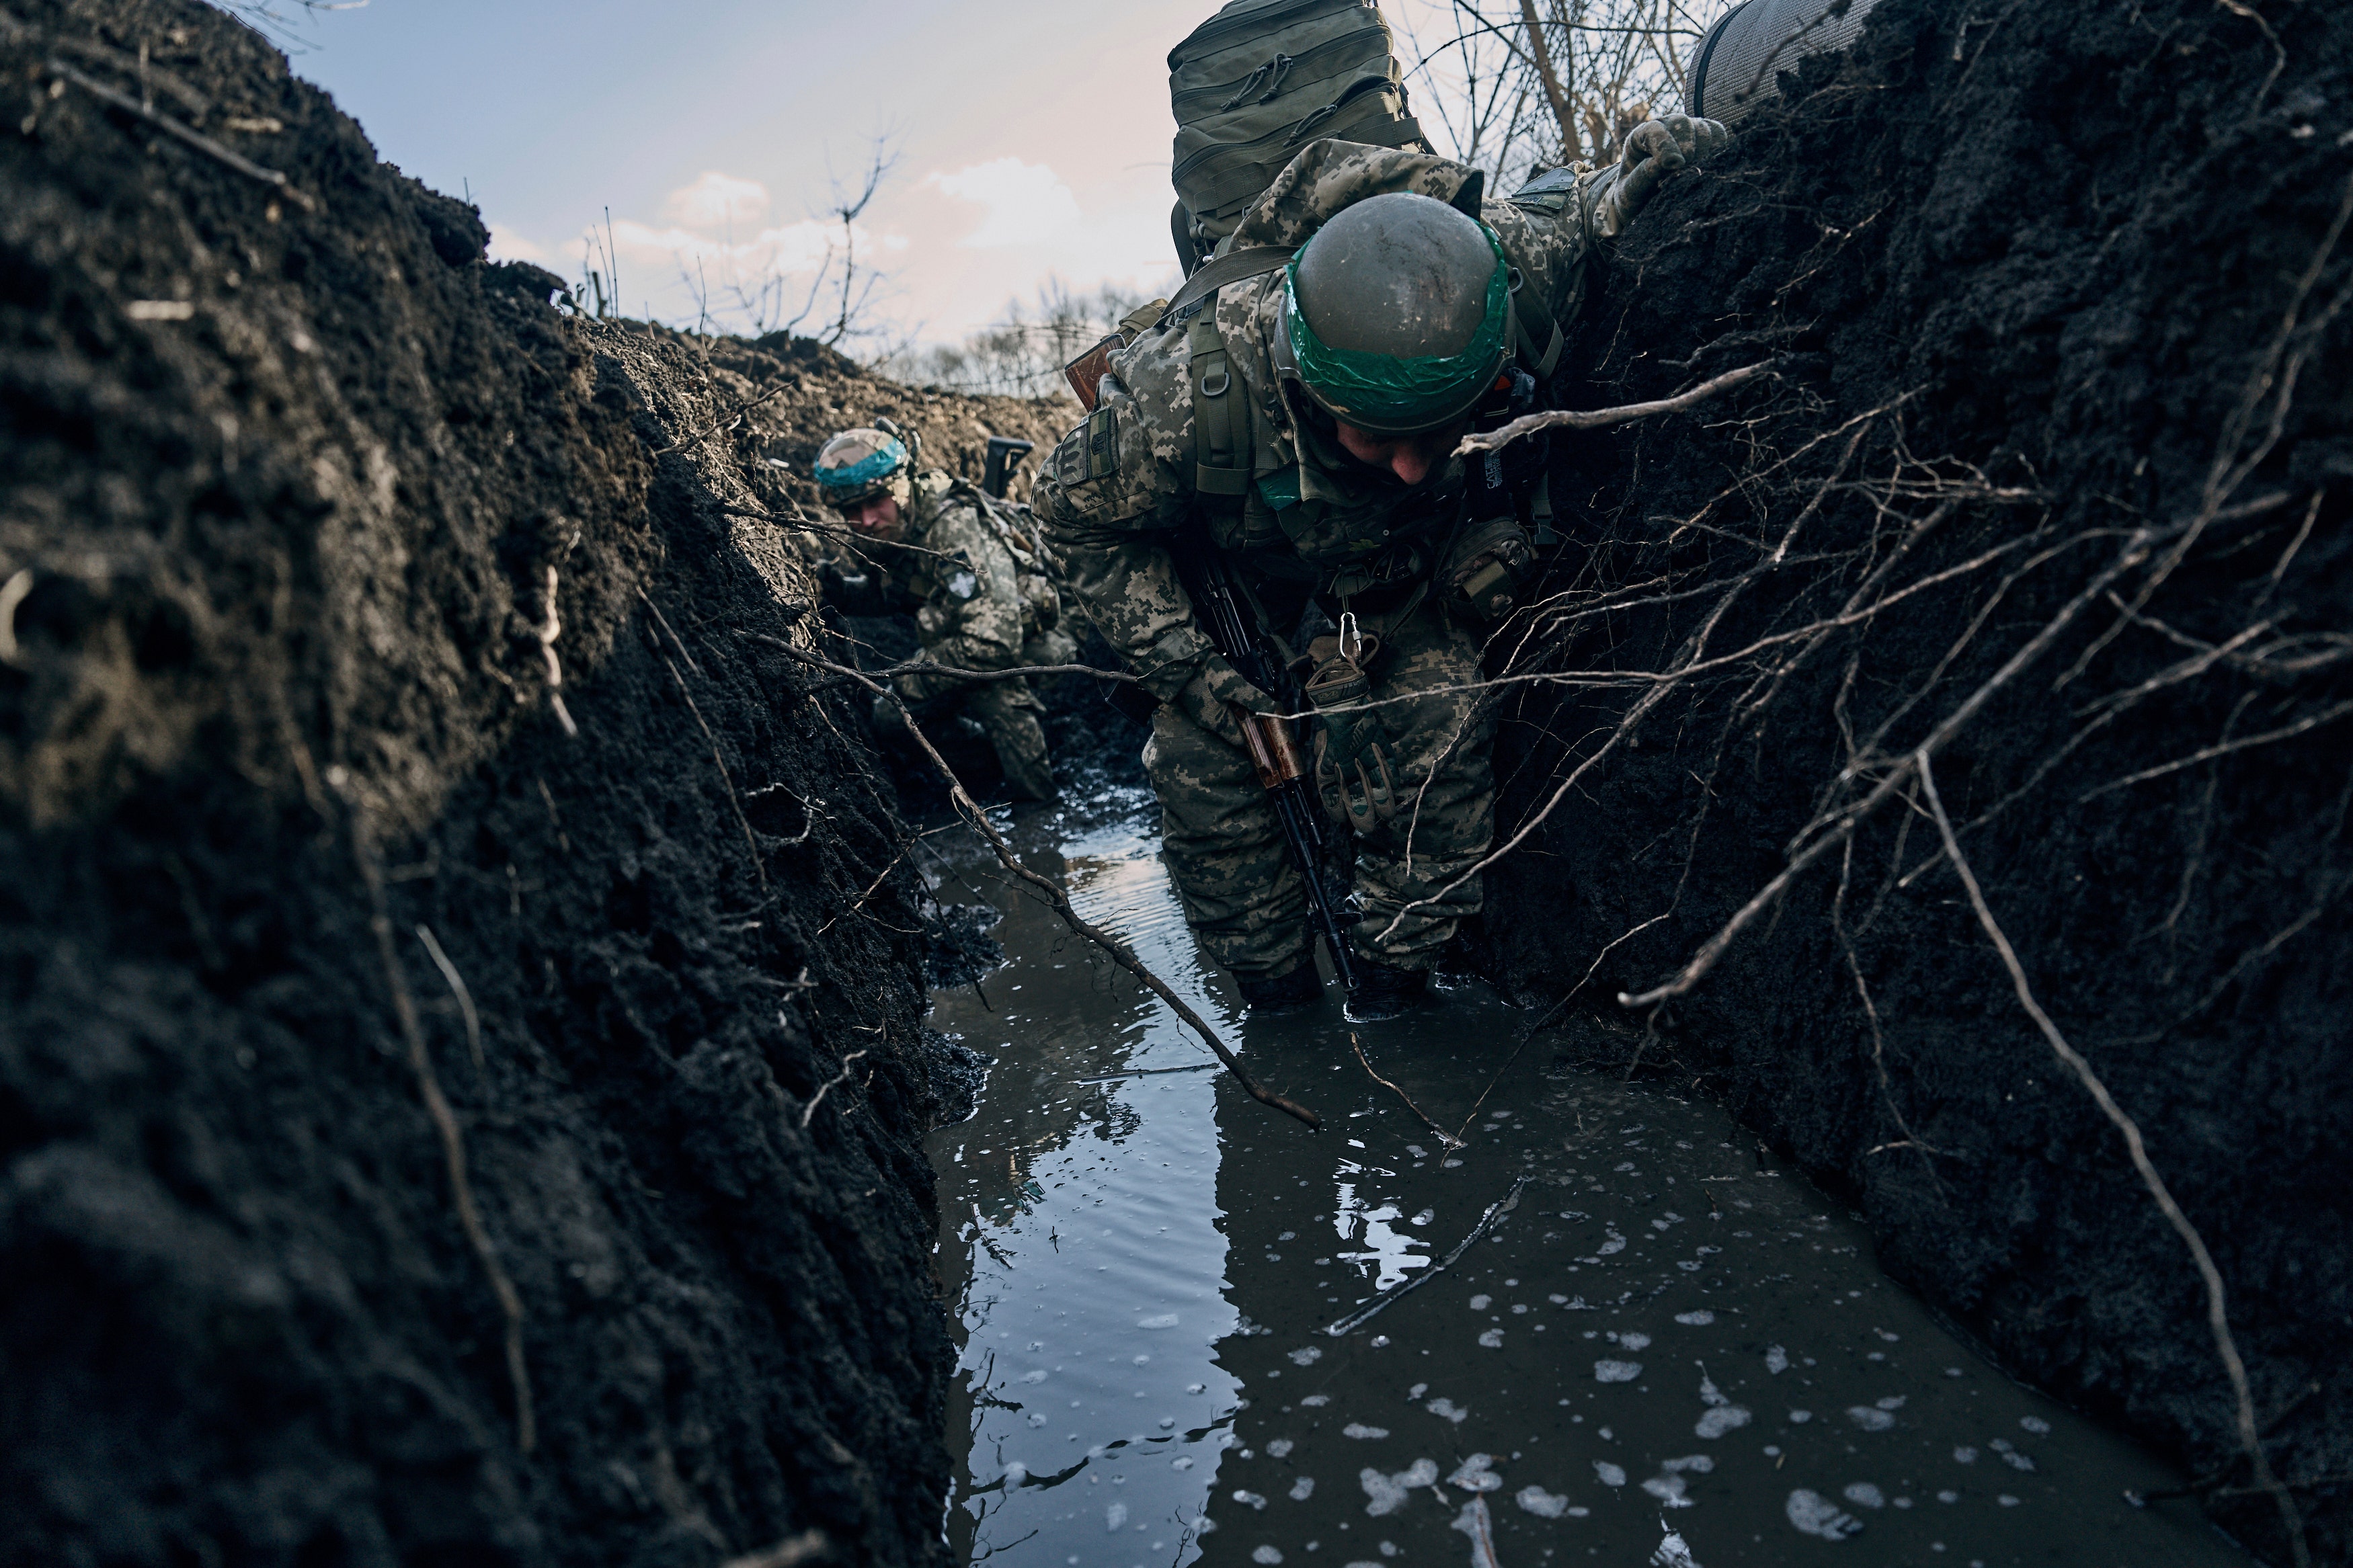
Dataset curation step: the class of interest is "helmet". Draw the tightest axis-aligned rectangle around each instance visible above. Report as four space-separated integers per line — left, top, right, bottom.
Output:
1273 192 1514 438
813 424 914 509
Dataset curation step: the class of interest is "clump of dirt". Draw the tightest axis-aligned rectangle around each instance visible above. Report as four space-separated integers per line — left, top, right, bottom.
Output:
0 1 1017 1563
1482 0 2351 1559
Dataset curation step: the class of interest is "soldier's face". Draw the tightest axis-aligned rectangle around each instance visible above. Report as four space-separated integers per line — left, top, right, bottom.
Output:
1332 419 1468 487
846 495 904 540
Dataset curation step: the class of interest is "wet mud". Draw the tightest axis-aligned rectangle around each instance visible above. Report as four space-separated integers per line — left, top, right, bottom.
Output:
929 802 2252 1567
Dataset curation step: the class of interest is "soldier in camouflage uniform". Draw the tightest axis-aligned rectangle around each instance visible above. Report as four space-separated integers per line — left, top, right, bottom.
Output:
815 425 1075 801
1033 120 1724 1016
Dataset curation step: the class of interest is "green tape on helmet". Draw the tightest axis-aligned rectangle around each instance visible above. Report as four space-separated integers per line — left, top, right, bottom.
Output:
1282 226 1509 433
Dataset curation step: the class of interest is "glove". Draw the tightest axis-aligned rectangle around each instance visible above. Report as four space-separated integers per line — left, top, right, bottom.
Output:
1175 651 1277 751
1594 114 1729 235
1304 637 1398 833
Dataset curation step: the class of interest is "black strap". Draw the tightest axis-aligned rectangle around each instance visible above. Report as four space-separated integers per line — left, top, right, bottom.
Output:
1159 245 1295 325
1189 317 1251 498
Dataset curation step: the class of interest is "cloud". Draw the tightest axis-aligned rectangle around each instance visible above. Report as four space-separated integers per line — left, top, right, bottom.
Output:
924 158 1082 248
662 171 772 233
485 223 547 263
606 216 882 278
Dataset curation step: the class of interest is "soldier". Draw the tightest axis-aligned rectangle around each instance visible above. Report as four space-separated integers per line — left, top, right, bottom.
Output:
814 423 1074 801
1033 120 1725 1018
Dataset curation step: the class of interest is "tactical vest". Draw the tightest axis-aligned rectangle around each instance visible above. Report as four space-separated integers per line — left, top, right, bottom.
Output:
927 472 1064 637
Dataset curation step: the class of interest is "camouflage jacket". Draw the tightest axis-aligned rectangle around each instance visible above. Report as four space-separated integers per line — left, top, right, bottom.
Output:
1032 138 1628 703
834 470 1055 684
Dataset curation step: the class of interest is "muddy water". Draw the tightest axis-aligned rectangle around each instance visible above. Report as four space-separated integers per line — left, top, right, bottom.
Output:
925 803 2249 1568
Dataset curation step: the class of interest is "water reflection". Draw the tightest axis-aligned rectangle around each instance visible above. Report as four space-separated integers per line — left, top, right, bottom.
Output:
932 807 2251 1568
930 809 1240 1565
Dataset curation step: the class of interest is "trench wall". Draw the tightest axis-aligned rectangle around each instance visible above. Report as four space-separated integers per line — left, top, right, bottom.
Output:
1482 2 2352 1560
0 1 1071 1562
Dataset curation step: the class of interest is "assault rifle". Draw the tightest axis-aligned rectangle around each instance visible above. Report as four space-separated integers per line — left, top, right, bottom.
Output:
1168 530 1359 994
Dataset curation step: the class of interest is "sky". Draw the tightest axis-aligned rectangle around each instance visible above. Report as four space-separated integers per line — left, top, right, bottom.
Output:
270 0 1230 348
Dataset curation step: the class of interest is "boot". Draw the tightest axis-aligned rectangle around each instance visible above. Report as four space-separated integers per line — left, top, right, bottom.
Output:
988 712 1058 802
1344 958 1429 1022
1234 963 1322 1014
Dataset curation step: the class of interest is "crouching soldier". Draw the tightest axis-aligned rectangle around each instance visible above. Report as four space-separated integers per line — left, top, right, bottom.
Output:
1034 122 1724 1017
814 423 1074 800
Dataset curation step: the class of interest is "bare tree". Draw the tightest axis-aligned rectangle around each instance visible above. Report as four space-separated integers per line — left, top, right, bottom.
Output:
816 138 899 350
883 279 1168 399
1396 0 1718 188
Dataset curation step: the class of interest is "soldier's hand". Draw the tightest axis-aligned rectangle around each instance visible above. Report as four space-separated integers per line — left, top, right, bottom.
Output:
1182 653 1277 750
1604 114 1730 232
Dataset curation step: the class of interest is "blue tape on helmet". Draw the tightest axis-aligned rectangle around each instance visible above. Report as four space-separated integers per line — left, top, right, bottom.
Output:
814 437 910 493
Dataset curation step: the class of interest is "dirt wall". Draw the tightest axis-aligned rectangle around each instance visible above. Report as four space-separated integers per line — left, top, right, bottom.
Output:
0 1 1058 1562
1480 1 2351 1561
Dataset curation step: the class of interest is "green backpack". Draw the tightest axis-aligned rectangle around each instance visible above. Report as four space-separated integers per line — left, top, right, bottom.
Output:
1168 0 1427 267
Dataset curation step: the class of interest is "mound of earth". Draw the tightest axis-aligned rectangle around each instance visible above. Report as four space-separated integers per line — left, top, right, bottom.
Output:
0 0 1047 1562
1482 0 2351 1560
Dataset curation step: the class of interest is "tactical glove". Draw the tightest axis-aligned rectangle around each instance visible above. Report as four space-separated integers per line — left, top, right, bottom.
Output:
1593 114 1729 236
1176 651 1279 751
1304 637 1398 833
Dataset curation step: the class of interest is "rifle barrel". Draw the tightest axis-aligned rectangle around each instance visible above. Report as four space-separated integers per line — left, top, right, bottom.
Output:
1176 530 1360 991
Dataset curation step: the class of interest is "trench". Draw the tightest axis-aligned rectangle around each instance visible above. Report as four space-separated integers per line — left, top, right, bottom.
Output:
924 800 2256 1568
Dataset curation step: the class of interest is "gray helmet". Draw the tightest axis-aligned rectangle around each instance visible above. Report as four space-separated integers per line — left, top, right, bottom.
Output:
813 418 916 510
1273 192 1514 438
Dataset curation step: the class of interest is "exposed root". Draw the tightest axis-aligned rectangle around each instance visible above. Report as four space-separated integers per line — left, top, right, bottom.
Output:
653 645 768 891
799 1048 871 1130
1918 752 2309 1568
1455 360 1776 453
719 1532 830 1568
356 828 533 1455
413 924 484 1076
764 636 1320 1131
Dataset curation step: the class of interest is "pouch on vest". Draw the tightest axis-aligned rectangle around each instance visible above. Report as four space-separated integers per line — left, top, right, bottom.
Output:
1443 513 1534 623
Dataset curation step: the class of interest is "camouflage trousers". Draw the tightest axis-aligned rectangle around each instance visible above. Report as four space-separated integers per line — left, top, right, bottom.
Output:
883 629 1073 801
1144 602 1494 979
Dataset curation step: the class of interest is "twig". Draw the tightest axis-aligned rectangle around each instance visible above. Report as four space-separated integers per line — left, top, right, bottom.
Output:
1918 753 2309 1568
1619 516 2180 1009
1325 1176 1529 1335
781 643 1318 1130
650 374 801 458
636 586 703 677
1351 1031 1464 1149
46 60 315 210
357 840 532 1453
800 1048 871 1128
1455 361 1773 454
414 924 484 1075
2078 697 2353 802
778 642 1146 693
655 651 768 891
720 1532 830 1568
1075 1062 1221 1083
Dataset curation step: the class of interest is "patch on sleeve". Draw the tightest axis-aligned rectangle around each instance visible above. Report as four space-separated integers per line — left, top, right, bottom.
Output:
1051 406 1121 490
1506 163 1580 216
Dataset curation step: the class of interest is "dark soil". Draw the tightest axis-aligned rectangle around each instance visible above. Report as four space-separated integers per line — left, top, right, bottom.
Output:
0 2 1060 1563
1480 1 2352 1561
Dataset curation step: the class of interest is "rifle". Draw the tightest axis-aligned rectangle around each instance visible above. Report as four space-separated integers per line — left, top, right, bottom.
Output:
1168 530 1359 993
982 436 1034 499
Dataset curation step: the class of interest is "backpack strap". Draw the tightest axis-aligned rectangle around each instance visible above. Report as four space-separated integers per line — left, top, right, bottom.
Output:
1159 245 1295 326
1189 316 1252 499
1508 267 1563 378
